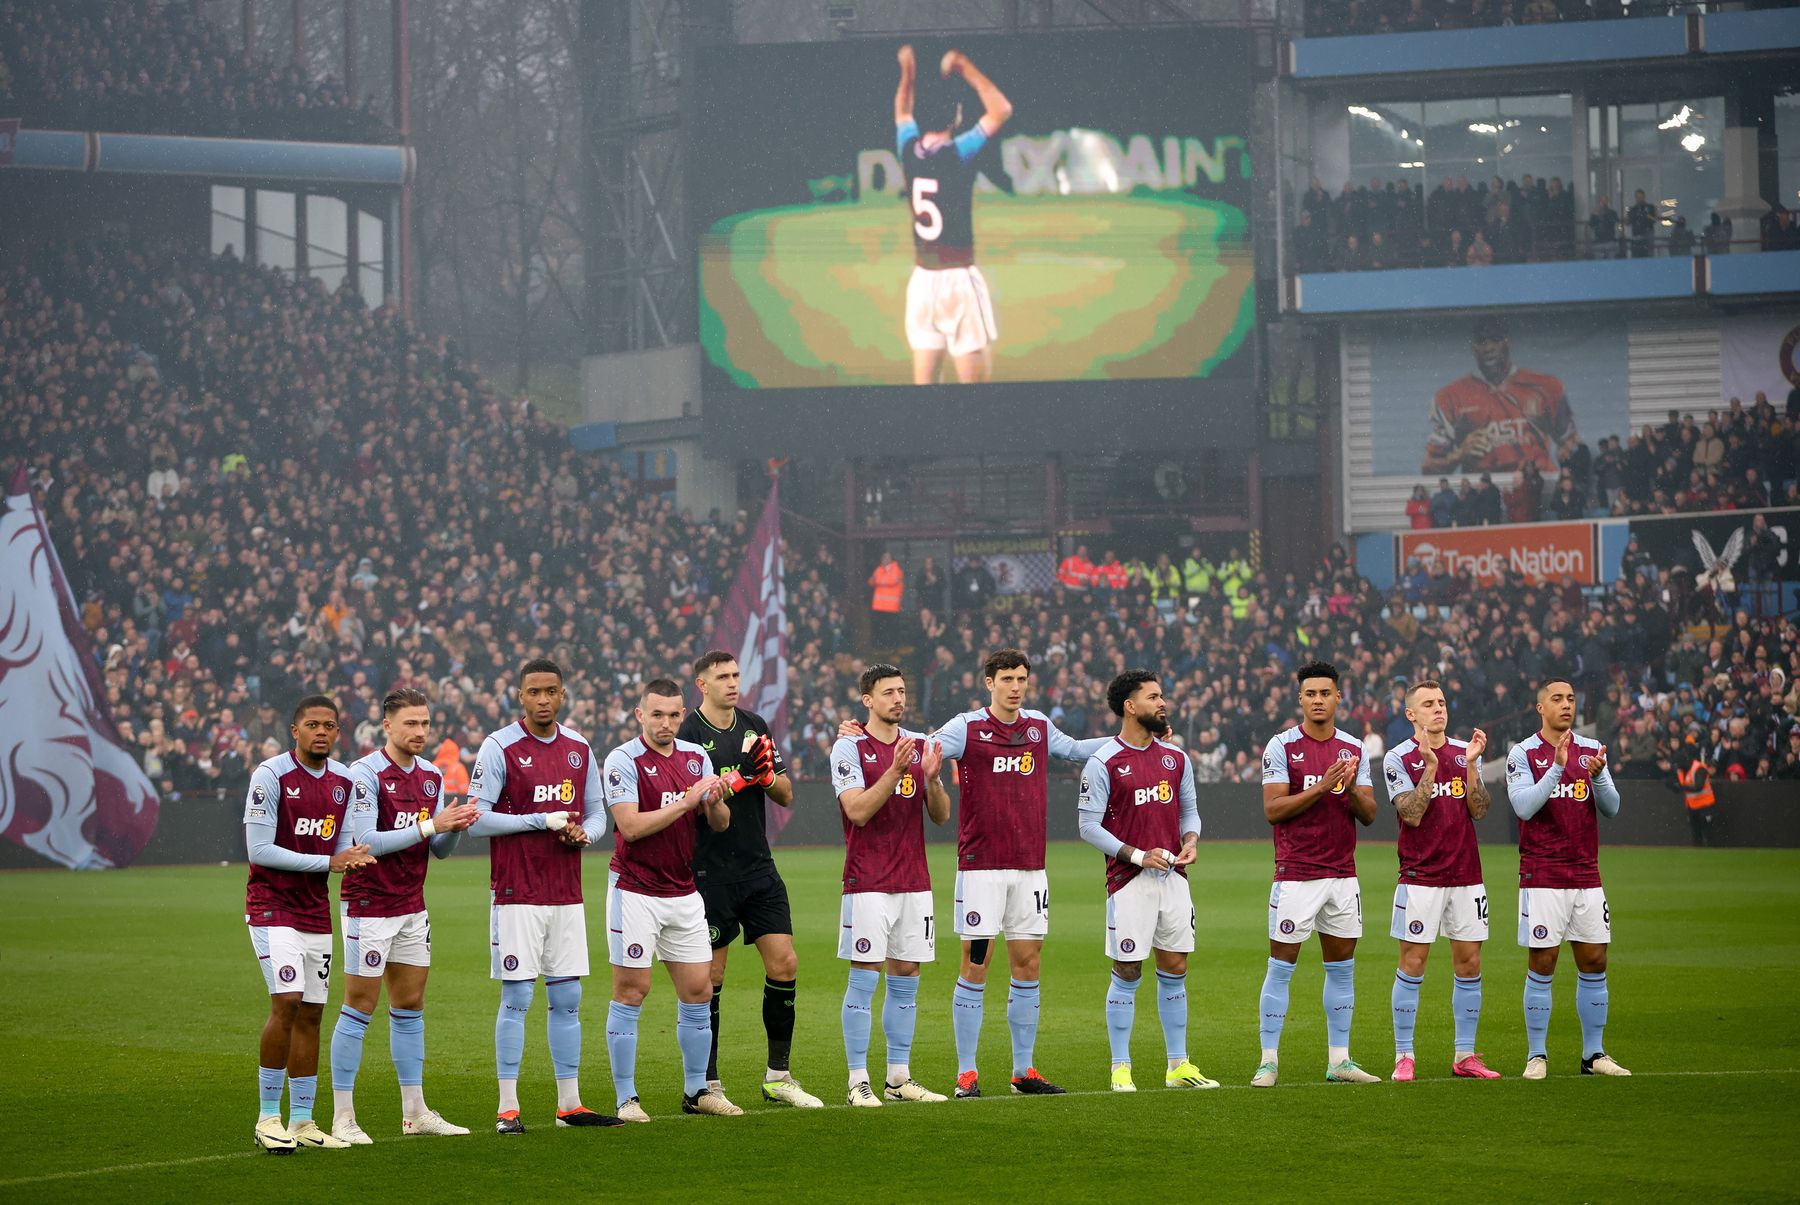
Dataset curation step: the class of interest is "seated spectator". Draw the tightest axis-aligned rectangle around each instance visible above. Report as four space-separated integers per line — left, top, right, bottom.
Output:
1547 474 1586 520
1441 228 1467 268
1466 229 1495 267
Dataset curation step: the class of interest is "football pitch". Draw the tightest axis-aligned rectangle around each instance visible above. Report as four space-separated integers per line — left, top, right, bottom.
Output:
2 840 1797 1202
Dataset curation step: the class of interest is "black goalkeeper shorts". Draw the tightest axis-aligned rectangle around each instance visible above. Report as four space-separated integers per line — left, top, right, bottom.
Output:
700 870 794 949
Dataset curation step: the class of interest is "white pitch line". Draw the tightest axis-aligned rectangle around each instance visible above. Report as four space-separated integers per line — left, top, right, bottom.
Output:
5 1067 1794 1187
0 1150 263 1188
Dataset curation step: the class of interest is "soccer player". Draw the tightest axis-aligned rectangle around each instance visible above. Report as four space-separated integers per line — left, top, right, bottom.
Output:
328 688 480 1143
1382 681 1500 1082
1254 659 1380 1087
929 648 1108 1097
830 664 953 1107
1421 318 1578 475
1506 678 1630 1079
893 43 1013 385
1076 671 1218 1093
602 678 743 1120
467 659 621 1132
244 694 374 1153
678 650 821 1110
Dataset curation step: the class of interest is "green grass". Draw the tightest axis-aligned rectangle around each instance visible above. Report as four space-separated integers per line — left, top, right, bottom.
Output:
2 841 1797 1202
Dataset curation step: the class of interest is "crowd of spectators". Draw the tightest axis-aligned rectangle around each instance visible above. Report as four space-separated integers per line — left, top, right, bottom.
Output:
1290 175 1779 273
4 236 1793 817
0 0 390 143
3 236 862 804
1305 0 1762 37
1405 399 1800 531
850 541 1800 792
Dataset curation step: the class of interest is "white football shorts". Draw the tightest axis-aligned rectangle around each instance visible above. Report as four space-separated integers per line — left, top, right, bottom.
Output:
838 891 935 964
490 899 589 980
343 907 432 974
954 868 1050 940
1390 883 1489 944
606 873 710 968
1518 886 1610 948
250 921 333 1003
1268 876 1363 942
1105 869 1196 960
905 264 997 357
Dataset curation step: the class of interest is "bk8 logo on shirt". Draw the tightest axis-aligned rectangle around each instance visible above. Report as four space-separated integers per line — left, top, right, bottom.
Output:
393 807 430 829
991 752 1035 774
532 779 575 804
294 814 336 838
659 790 685 807
1549 779 1591 801
1301 774 1342 794
1132 782 1173 806
897 772 917 798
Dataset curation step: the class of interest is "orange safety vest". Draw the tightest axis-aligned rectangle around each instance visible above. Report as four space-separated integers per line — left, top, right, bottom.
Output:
1676 760 1715 811
1057 556 1095 588
434 739 470 796
869 562 904 613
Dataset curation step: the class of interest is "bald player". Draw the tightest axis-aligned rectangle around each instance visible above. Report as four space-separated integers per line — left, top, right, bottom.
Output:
1506 678 1630 1079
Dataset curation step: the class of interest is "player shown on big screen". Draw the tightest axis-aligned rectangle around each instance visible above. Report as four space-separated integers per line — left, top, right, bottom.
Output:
893 43 1013 385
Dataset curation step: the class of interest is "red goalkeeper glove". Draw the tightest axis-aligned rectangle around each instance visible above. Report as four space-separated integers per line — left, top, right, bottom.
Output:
747 734 777 787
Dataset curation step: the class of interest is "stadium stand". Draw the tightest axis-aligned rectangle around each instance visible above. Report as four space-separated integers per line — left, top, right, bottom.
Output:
0 0 391 142
5 239 1795 810
1303 0 1788 38
1291 174 1798 272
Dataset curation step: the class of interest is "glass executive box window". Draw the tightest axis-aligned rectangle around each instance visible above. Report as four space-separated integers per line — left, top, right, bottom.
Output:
1346 95 1573 196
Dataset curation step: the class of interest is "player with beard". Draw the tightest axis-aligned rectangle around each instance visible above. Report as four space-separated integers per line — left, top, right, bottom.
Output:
329 688 480 1142
1077 671 1217 1093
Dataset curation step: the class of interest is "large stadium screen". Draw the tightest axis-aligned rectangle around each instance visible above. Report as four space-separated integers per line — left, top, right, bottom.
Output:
692 31 1258 446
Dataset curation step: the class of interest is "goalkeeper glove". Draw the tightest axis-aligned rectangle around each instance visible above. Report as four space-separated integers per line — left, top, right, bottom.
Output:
747 734 777 787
